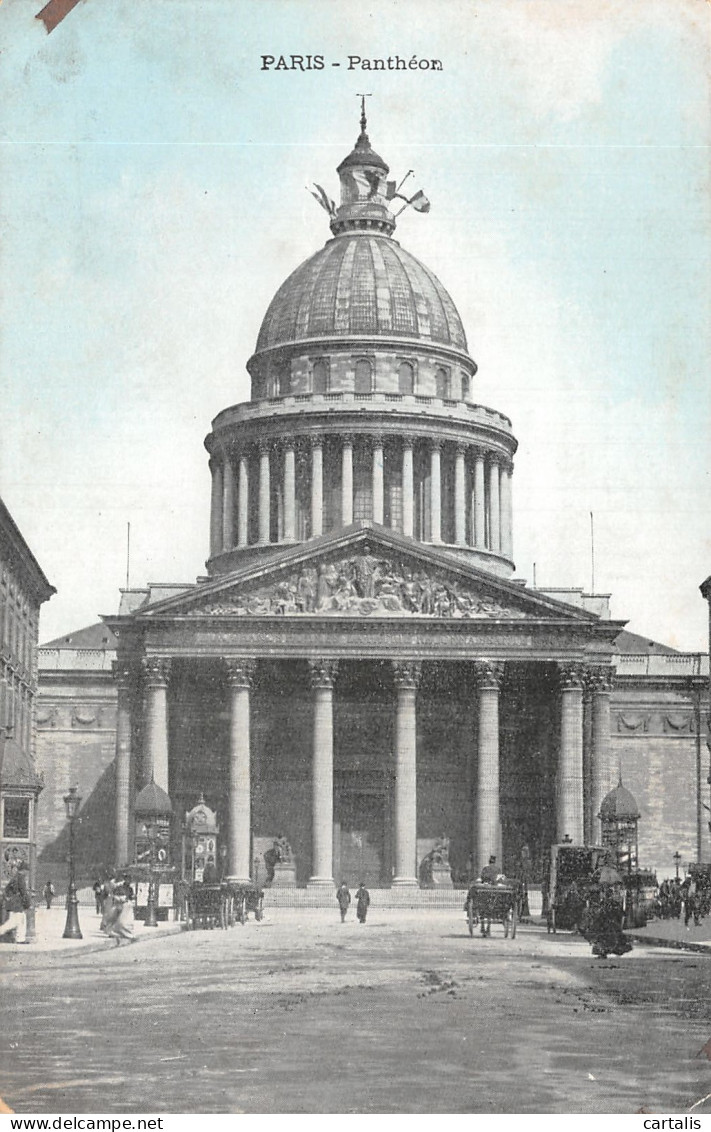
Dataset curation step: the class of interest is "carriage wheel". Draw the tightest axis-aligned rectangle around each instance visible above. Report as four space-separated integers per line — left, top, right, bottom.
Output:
220 895 229 930
255 900 264 922
238 895 247 925
511 904 517 939
467 903 474 938
551 907 557 934
503 912 510 939
228 893 236 928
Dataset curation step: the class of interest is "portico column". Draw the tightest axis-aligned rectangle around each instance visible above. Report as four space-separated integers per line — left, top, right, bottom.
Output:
402 440 414 537
209 458 224 558
392 661 421 886
474 661 504 872
237 452 249 547
310 438 323 538
557 663 585 843
283 441 296 542
500 463 513 560
222 451 235 552
473 451 486 548
112 659 134 867
341 436 353 526
142 657 171 792
429 441 442 543
372 434 384 525
308 660 339 886
258 441 271 545
225 660 255 882
488 458 501 553
590 665 614 841
454 444 466 546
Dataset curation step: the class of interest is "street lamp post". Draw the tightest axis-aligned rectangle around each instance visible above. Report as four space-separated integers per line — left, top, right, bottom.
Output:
145 820 158 928
63 786 83 940
673 851 682 880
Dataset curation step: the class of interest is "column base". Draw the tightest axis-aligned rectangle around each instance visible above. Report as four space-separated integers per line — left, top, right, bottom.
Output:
391 876 419 887
307 876 335 888
225 875 251 886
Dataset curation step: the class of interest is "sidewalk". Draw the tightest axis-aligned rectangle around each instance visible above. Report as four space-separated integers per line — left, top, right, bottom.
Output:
0 904 182 956
626 916 711 953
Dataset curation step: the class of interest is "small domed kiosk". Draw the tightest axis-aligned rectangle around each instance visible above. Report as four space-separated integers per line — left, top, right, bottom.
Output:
599 779 640 874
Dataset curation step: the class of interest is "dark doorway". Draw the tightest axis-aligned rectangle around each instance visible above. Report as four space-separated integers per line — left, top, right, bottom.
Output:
335 792 386 886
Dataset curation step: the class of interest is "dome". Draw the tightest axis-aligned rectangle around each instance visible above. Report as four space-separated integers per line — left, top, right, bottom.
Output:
135 781 173 816
599 782 640 822
254 233 468 355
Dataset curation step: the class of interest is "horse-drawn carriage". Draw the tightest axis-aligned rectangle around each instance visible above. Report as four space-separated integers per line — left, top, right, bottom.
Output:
184 881 264 930
464 882 520 938
543 843 608 932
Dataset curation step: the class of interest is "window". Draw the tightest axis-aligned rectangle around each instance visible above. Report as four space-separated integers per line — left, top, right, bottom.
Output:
435 368 450 399
461 373 471 402
398 361 414 395
312 358 328 394
278 365 291 397
3 797 29 840
354 358 373 394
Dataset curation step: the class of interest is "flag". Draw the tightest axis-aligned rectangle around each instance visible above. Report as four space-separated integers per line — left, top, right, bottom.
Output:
409 190 431 213
308 183 336 217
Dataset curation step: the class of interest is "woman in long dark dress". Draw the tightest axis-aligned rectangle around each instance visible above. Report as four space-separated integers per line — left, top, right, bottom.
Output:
583 872 632 959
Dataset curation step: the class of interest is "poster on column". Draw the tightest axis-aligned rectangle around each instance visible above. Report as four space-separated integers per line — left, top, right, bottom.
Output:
1 0 709 1119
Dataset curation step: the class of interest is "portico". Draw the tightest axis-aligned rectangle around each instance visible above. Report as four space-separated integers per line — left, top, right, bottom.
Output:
106 527 621 889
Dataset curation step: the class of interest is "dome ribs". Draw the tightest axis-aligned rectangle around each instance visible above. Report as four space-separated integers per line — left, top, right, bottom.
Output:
369 237 394 333
381 240 419 337
334 238 358 333
306 239 349 336
252 233 469 353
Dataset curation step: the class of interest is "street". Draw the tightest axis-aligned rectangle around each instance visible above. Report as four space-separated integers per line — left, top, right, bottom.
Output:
1 910 710 1114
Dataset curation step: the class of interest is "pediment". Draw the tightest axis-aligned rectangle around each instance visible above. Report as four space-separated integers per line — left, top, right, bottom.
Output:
134 527 597 625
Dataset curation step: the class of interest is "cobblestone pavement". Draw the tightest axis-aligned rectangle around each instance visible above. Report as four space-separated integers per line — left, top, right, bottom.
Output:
1 910 710 1115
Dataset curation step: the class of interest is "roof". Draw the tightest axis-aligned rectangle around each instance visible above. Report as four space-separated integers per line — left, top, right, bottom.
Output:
1 737 42 789
135 782 173 815
41 622 118 650
600 783 640 821
253 233 468 355
613 630 679 656
0 497 55 605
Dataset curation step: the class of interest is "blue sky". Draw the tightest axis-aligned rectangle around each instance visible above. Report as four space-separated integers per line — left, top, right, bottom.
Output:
1 0 709 648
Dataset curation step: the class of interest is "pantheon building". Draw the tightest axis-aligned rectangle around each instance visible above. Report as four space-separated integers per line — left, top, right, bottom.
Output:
36 114 709 893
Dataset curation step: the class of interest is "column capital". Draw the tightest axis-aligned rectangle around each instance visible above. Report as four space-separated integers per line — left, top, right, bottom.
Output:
224 659 256 688
308 659 339 689
309 434 324 450
429 438 443 452
455 441 468 456
112 658 138 691
257 439 272 457
473 660 505 691
586 664 615 694
282 437 296 453
392 661 422 690
341 433 354 448
141 656 171 688
558 661 586 690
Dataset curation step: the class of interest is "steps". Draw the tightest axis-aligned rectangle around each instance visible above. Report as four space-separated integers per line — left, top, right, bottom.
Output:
262 885 543 912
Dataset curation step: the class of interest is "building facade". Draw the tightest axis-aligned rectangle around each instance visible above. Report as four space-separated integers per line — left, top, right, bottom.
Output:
0 497 55 895
33 116 710 890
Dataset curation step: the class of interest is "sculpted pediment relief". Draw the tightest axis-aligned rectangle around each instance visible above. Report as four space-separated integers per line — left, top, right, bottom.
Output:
188 550 531 621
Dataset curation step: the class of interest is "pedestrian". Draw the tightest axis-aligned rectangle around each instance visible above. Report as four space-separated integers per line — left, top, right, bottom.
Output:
0 861 31 943
336 881 351 922
355 882 370 924
43 879 55 910
100 875 118 932
106 881 134 946
93 878 104 914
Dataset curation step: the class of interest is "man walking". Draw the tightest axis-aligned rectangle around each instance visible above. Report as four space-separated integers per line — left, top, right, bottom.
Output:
336 881 351 922
355 882 370 924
